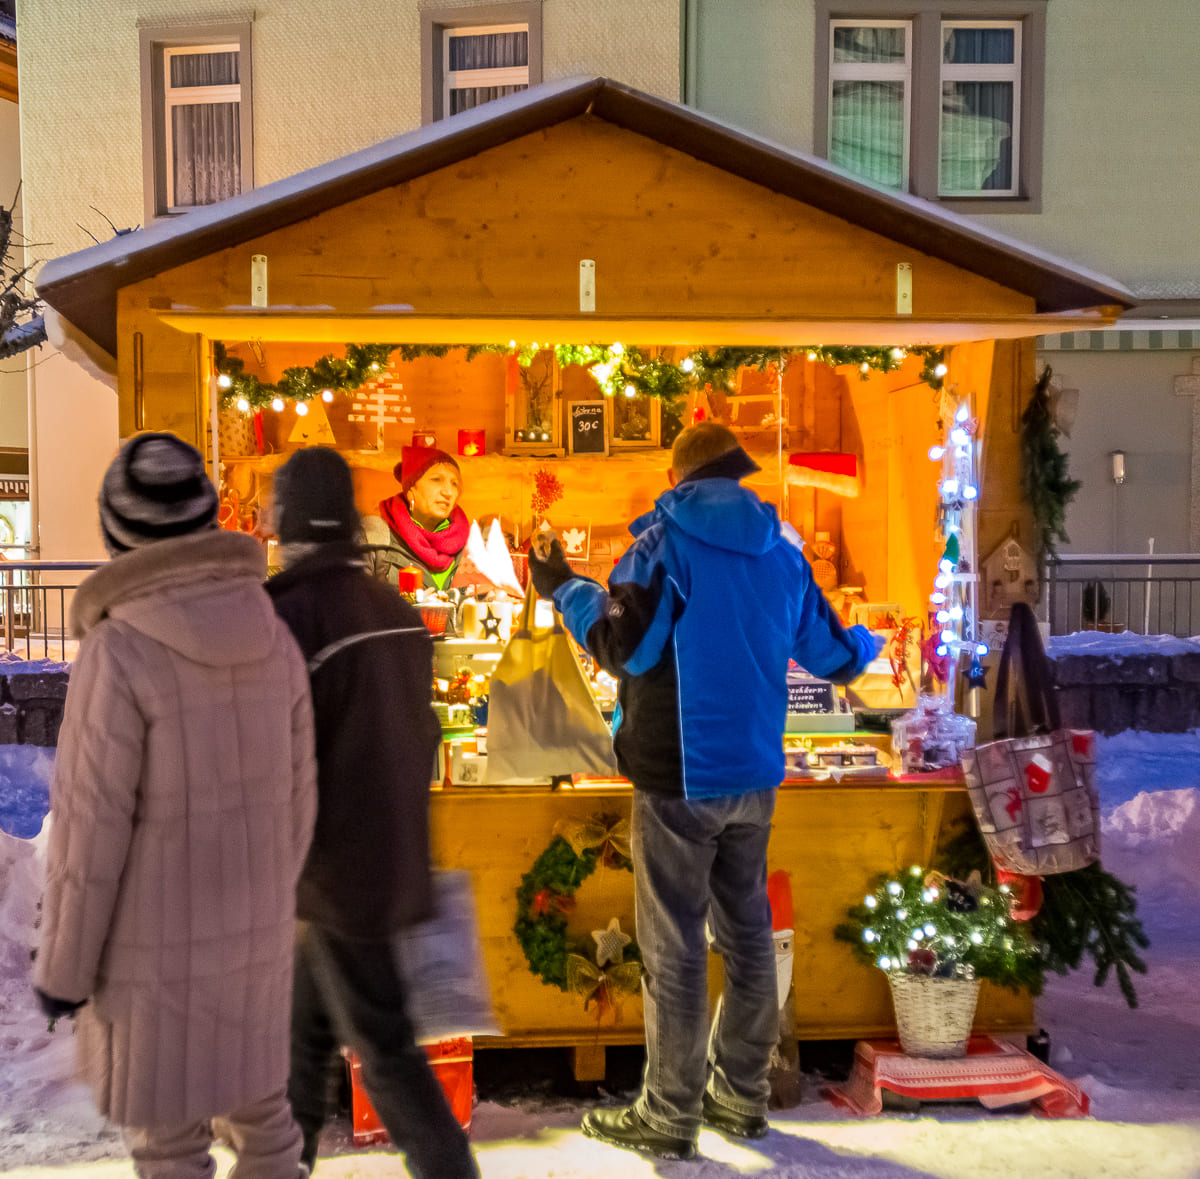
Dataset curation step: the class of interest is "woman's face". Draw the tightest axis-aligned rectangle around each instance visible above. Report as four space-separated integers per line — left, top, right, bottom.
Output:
407 463 461 528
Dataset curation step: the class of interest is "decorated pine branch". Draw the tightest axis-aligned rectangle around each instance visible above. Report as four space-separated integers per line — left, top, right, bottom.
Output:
1021 364 1081 570
936 826 1150 1008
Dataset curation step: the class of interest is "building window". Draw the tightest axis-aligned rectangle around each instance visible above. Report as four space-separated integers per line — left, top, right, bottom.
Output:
816 2 1044 212
422 4 542 124
140 24 254 221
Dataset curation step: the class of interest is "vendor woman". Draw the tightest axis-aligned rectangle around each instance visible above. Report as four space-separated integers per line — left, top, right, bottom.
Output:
363 446 470 590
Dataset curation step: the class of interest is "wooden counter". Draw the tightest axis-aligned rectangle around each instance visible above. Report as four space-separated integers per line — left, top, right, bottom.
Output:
429 775 1034 1076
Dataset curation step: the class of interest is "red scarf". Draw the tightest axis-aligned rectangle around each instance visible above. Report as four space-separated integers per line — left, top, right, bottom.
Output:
379 495 470 572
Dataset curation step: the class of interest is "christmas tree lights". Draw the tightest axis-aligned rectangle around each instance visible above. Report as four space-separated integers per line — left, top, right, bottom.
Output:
835 865 1042 993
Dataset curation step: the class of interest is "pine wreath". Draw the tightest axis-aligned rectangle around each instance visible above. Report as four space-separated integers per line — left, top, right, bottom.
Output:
513 814 642 1005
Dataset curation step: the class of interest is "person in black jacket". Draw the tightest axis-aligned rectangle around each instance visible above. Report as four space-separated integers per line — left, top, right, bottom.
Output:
266 447 478 1179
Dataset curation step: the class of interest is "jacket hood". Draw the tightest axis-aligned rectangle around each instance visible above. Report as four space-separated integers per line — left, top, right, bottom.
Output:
636 478 781 556
71 530 275 666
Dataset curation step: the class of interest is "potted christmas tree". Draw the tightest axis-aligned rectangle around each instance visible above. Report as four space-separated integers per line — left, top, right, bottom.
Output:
836 865 1041 1058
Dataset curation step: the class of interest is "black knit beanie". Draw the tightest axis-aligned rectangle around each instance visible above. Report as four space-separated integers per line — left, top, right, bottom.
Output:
273 447 361 544
99 432 219 555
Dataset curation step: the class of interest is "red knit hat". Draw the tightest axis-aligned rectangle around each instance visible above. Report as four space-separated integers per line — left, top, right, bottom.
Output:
396 445 460 494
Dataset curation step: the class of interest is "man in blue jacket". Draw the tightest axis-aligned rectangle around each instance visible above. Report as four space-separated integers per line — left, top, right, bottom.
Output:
528 421 877 1161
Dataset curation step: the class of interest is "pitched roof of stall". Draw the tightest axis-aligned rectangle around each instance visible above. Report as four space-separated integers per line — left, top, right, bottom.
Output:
37 75 1132 357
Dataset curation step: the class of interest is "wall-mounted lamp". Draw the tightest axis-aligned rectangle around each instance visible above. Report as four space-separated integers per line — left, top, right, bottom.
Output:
1111 450 1126 485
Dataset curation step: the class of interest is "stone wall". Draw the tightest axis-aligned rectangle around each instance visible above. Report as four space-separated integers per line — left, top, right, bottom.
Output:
1050 653 1200 735
0 672 69 746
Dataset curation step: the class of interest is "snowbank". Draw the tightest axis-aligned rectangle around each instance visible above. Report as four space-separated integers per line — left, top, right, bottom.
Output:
1047 631 1200 658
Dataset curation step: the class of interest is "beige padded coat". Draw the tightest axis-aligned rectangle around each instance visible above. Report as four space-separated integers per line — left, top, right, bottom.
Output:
34 530 317 1128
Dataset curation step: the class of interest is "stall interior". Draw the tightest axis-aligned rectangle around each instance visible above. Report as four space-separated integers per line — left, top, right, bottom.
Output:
215 338 988 781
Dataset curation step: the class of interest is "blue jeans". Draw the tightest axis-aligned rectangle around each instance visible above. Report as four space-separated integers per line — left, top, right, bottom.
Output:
631 787 779 1139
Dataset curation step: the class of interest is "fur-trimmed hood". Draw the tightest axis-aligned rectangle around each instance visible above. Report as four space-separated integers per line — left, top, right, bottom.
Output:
71 530 273 666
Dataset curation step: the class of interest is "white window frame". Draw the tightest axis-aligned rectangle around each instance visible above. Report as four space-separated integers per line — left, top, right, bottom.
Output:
442 22 529 119
828 19 913 190
162 43 243 213
938 19 1022 198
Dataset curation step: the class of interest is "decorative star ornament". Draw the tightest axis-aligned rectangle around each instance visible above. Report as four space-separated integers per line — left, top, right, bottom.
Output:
965 657 989 690
480 608 502 640
591 917 632 967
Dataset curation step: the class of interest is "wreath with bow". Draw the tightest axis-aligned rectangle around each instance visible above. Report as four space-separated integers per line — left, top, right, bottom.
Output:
513 812 642 1019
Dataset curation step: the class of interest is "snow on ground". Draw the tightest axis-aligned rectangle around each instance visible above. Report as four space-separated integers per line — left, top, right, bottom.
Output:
1046 631 1200 658
1 739 1199 1176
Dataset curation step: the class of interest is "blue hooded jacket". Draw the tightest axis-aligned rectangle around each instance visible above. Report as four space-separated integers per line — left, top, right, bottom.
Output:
553 470 875 800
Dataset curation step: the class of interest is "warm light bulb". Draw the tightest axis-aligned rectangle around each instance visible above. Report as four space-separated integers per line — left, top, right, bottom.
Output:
911 929 924 941
943 478 960 495
936 610 950 623
977 643 989 657
878 956 892 969
863 929 876 942
963 485 978 500
217 373 232 389
807 351 818 361
271 397 285 412
907 939 919 950
935 363 949 377
949 606 964 620
940 629 956 644
624 384 636 398
860 362 870 373
923 923 937 936
956 403 970 422
950 427 969 446
887 882 902 897
934 573 951 589
936 644 948 657
864 895 878 909
939 558 954 573
930 592 946 604
611 342 624 356
235 397 250 412
892 348 905 360
370 362 380 371
321 389 334 402
295 402 309 416
929 445 945 461
681 357 695 373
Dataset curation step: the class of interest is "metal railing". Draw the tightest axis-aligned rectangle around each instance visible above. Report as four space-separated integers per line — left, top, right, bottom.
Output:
1046 553 1200 638
0 561 104 662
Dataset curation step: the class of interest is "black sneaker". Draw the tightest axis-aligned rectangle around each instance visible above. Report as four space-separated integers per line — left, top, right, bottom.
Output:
701 1092 769 1139
582 1106 697 1160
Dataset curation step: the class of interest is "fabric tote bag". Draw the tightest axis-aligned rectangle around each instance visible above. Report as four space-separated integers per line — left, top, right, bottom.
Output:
392 869 499 1044
961 602 1101 876
484 585 618 783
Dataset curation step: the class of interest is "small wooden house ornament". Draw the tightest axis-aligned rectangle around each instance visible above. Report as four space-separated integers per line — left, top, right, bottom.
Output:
981 527 1039 617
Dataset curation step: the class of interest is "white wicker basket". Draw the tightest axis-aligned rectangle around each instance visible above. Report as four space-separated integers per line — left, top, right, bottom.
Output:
888 973 981 1058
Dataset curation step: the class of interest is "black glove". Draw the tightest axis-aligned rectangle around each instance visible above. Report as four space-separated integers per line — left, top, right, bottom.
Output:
527 537 576 599
36 987 86 1025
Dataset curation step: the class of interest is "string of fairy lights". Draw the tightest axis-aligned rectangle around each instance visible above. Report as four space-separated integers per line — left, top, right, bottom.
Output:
212 341 949 415
929 396 989 686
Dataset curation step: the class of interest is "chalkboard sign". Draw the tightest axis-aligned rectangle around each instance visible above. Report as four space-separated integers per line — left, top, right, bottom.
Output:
786 671 837 714
567 401 608 455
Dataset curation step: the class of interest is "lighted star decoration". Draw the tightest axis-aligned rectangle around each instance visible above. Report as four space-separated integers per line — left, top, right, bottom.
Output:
480 608 502 640
591 917 632 967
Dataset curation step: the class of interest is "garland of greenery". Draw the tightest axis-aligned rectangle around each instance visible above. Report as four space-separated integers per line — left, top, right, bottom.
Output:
214 340 948 412
513 829 641 992
1021 364 1081 570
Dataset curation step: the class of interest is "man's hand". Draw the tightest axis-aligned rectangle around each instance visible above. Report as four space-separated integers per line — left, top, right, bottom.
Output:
35 987 85 1031
528 536 576 599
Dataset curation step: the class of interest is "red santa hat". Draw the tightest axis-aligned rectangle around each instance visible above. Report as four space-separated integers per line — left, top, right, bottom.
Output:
396 445 460 494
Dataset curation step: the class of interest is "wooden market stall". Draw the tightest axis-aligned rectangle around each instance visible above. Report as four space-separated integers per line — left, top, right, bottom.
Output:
38 77 1130 1077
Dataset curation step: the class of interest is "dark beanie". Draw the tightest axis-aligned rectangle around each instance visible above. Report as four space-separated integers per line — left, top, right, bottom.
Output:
99 432 219 555
396 445 460 494
274 447 361 544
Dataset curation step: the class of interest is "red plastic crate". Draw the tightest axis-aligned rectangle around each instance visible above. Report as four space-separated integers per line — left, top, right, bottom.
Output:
344 1037 473 1144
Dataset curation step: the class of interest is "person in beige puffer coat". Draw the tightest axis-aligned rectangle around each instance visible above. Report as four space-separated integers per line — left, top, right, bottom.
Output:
34 433 318 1179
